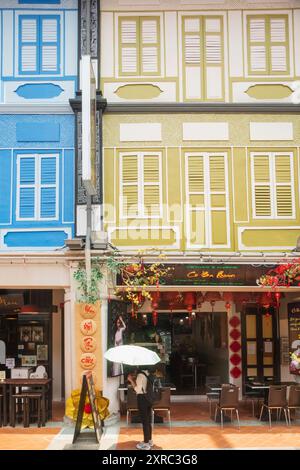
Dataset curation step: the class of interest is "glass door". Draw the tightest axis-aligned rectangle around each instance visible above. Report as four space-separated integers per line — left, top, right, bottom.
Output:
241 305 279 387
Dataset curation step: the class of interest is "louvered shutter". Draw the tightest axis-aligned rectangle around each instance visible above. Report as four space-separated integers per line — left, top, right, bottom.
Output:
187 155 206 245
40 157 57 218
122 155 138 217
209 155 228 245
204 18 223 99
270 17 288 73
275 154 293 217
141 19 159 75
248 17 267 73
20 18 38 73
120 19 138 75
143 154 160 216
183 18 202 99
253 155 272 217
19 157 36 218
41 18 59 73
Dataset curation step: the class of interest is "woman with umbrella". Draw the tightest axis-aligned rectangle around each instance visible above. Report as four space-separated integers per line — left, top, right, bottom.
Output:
127 367 153 450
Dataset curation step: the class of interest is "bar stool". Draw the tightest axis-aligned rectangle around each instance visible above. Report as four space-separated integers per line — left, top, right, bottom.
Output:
27 392 42 427
12 393 30 427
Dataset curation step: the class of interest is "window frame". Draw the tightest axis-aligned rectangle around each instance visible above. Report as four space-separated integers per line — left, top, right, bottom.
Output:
246 13 291 77
18 14 60 75
120 151 162 220
16 153 59 222
250 151 295 220
117 15 162 78
185 151 230 249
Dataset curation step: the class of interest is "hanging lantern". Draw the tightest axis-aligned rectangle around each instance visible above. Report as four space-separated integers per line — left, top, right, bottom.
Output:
275 292 281 309
222 292 233 313
152 310 158 326
131 302 135 318
260 292 272 309
151 291 160 311
184 292 196 315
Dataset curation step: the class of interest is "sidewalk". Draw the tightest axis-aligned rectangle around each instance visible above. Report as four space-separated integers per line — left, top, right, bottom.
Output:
1 402 300 450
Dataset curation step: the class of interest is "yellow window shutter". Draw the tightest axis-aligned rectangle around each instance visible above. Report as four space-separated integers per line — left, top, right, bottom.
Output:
141 18 159 75
120 18 138 75
188 155 204 193
270 17 288 73
275 154 293 217
143 154 160 216
253 155 271 217
122 155 138 217
209 155 225 193
248 17 267 73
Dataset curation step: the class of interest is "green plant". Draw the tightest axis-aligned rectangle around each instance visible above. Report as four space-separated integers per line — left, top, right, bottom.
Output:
73 258 104 304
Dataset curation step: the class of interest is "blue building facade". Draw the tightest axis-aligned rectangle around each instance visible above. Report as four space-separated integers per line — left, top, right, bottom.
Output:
0 0 77 250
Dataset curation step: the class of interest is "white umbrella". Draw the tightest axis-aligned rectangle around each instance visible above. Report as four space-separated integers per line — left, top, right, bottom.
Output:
104 345 161 366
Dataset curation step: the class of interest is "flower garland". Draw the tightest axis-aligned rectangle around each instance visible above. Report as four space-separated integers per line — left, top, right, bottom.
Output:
257 258 300 288
108 253 173 308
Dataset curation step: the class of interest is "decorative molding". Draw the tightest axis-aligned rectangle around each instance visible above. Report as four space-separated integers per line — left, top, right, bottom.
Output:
0 104 73 114
14 83 64 100
250 122 293 140
120 123 162 142
105 103 300 114
183 122 229 141
245 84 293 100
114 84 163 100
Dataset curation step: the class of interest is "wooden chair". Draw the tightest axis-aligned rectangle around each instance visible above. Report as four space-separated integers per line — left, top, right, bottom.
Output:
259 385 288 428
214 384 240 429
126 387 138 426
205 376 221 416
152 388 171 429
12 392 42 427
287 385 300 425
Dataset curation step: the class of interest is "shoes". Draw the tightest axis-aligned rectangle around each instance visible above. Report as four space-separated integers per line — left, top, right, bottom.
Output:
136 442 151 450
149 440 154 447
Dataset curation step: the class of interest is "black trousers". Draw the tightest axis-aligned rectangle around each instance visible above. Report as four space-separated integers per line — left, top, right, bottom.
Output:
137 394 152 443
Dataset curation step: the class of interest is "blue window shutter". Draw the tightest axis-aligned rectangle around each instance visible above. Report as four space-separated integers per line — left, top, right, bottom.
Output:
20 17 38 73
19 188 35 218
19 156 35 219
41 17 60 73
40 187 56 218
41 157 56 184
40 156 57 219
63 149 74 223
20 157 35 184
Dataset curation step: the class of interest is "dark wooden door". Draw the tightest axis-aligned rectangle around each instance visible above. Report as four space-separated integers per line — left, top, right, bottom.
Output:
241 306 279 387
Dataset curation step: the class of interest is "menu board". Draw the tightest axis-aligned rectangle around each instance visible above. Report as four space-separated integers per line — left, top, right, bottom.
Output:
288 303 300 347
73 371 102 444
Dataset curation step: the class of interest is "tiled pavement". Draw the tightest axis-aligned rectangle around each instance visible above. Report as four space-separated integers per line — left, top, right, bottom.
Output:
1 401 300 450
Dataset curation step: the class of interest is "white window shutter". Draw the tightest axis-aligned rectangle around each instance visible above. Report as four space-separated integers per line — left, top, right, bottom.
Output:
270 18 287 73
249 18 267 72
141 19 158 74
41 18 58 72
120 20 138 74
21 19 37 72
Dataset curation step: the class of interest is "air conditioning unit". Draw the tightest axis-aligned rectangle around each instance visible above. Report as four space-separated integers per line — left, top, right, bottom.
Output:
65 238 85 250
91 231 108 250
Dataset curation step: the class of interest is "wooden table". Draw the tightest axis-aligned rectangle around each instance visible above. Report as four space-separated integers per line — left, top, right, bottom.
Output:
1 378 51 426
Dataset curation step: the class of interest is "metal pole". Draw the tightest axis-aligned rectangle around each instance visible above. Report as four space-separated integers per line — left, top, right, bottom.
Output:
85 0 92 289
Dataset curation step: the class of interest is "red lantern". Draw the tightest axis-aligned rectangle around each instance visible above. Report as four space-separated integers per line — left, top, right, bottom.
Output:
229 316 240 328
230 366 241 379
230 341 241 353
230 354 241 366
230 329 241 340
260 292 272 308
152 311 158 326
275 292 281 309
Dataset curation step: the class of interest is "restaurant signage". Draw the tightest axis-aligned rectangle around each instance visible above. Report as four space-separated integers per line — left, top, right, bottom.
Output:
288 303 300 348
116 264 276 287
0 294 24 312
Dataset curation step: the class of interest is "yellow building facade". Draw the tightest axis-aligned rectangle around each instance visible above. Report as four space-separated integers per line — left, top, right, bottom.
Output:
100 0 300 407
